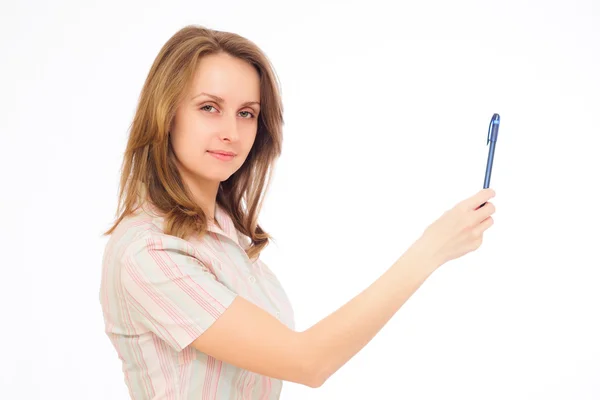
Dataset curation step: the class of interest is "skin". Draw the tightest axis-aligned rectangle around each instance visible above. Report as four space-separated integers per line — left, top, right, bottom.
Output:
188 189 495 388
170 52 497 388
170 52 261 220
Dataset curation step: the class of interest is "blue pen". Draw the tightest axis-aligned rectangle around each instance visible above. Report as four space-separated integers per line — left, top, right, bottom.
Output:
484 113 500 189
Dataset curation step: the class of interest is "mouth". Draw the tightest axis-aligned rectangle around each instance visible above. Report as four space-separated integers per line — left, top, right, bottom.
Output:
207 150 236 161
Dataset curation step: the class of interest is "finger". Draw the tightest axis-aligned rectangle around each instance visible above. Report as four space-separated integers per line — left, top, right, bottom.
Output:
466 188 496 210
466 202 494 228
473 216 494 236
474 201 496 221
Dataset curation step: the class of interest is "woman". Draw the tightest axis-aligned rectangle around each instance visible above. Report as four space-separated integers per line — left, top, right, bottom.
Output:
100 25 496 400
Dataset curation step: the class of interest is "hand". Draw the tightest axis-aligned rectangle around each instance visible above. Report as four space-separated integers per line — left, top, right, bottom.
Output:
411 188 497 268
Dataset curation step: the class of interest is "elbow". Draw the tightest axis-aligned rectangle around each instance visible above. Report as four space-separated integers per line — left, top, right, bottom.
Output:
294 331 330 388
298 352 330 388
300 365 327 388
306 371 327 388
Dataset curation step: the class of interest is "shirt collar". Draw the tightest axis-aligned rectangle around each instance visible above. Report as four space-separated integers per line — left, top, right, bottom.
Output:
207 203 241 246
136 187 245 248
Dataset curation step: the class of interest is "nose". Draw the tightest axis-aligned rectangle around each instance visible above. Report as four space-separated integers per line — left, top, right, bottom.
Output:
219 114 239 142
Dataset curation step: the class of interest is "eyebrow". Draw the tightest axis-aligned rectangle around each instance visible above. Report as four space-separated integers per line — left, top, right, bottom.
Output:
192 92 260 107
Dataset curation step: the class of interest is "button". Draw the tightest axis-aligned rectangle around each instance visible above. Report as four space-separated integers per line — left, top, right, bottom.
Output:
248 275 256 284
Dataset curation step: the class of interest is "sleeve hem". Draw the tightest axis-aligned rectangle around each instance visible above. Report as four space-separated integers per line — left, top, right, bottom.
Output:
172 292 239 352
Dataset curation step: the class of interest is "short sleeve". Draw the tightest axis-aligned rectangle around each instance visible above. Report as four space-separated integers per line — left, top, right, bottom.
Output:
120 233 238 352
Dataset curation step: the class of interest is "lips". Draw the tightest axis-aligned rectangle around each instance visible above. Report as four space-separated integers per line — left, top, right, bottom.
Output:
207 150 236 161
208 150 236 156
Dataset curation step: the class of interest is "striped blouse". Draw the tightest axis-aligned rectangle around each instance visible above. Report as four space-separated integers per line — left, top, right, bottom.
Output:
99 202 295 399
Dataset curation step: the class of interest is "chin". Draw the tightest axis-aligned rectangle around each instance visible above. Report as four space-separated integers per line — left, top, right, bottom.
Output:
205 170 236 183
192 160 243 184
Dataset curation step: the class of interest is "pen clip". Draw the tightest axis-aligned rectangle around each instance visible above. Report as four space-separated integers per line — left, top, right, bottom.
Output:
487 117 493 145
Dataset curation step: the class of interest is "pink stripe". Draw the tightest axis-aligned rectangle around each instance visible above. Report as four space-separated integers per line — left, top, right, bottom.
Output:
109 337 134 396
125 293 181 349
101 241 114 331
203 356 215 399
152 335 176 399
197 236 238 284
145 234 223 326
211 359 223 399
155 243 225 320
132 335 155 397
118 282 155 397
149 237 225 320
245 372 256 400
124 255 201 341
213 234 255 296
102 207 291 399
178 350 192 398
258 375 269 399
208 240 239 284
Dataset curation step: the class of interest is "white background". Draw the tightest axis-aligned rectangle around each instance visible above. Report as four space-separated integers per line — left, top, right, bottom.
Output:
1 0 599 399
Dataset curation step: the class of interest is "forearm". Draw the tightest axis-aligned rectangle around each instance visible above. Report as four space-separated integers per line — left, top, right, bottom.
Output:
299 248 439 386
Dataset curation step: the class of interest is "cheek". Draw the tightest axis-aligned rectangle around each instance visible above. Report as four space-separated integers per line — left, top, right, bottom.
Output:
241 124 258 150
171 127 210 166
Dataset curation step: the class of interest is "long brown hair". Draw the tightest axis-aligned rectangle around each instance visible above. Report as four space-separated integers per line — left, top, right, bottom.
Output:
105 25 283 260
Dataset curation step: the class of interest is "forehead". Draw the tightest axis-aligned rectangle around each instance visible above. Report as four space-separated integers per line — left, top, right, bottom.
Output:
188 53 260 102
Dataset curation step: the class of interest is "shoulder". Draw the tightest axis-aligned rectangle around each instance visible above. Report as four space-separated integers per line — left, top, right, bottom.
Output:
103 206 199 269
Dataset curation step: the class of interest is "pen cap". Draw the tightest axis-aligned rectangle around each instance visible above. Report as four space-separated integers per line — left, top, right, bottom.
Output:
488 113 500 143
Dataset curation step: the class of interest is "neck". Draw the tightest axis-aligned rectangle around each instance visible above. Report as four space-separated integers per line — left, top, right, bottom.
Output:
180 175 220 221
194 183 219 220
173 158 222 221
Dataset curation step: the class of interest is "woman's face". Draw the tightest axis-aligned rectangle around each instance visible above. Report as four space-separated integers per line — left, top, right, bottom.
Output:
170 52 261 188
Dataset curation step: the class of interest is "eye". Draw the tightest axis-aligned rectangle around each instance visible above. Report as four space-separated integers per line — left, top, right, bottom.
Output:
200 104 218 113
239 111 255 119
